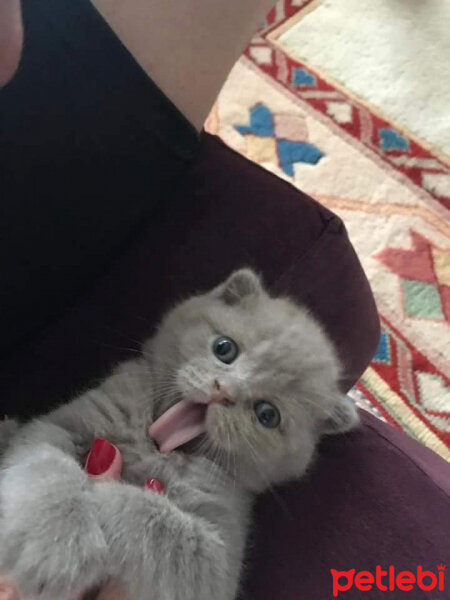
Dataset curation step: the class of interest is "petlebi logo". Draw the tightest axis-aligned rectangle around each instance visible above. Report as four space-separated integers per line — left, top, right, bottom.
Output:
330 564 446 597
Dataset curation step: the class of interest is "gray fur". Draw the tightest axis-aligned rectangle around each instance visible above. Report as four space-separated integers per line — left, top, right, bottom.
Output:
0 418 19 457
0 269 358 600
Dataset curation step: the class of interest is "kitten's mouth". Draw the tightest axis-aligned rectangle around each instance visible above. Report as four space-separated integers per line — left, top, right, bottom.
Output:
149 400 209 453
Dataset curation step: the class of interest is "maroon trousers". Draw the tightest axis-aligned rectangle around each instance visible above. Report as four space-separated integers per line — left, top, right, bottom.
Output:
3 133 449 599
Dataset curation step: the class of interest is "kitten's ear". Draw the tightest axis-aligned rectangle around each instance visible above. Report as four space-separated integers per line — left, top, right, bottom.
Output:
321 397 359 435
212 269 263 306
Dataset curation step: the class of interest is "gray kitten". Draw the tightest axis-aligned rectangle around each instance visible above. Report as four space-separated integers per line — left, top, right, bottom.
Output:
0 269 358 600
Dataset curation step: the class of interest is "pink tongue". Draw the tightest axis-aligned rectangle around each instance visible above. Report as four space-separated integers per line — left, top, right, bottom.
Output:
149 400 208 453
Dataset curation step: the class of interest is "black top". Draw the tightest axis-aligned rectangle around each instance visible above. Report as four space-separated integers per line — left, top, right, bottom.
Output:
0 0 199 357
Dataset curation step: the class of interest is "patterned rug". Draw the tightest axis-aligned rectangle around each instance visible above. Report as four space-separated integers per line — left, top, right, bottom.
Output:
206 0 450 460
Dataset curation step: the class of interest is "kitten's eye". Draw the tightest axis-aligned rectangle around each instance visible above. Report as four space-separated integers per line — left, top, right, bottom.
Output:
254 401 280 429
212 336 239 364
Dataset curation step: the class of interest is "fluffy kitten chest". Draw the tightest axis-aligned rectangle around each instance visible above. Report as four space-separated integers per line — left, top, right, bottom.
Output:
111 438 183 486
114 438 229 501
112 436 159 486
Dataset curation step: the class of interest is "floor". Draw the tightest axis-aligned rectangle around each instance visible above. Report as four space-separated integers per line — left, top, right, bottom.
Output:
206 0 450 460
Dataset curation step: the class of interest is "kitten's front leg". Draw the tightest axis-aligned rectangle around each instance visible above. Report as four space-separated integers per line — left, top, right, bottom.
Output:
0 423 107 600
94 481 235 600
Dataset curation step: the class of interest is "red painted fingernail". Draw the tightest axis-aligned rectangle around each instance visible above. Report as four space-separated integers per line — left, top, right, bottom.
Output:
145 478 165 494
85 438 117 475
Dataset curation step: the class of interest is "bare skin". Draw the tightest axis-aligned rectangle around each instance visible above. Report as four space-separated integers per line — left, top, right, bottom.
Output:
90 0 276 131
0 0 276 130
0 0 23 87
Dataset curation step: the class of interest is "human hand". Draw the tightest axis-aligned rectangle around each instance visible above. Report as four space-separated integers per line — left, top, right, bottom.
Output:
0 439 126 600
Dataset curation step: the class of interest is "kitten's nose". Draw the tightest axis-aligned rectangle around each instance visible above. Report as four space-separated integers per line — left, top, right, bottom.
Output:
211 380 235 406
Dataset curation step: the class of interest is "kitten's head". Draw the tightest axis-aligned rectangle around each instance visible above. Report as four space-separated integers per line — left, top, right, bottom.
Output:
146 269 358 492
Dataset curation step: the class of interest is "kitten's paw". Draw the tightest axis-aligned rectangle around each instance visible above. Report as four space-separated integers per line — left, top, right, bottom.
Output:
0 490 107 599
